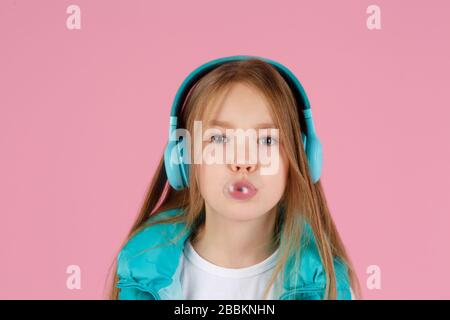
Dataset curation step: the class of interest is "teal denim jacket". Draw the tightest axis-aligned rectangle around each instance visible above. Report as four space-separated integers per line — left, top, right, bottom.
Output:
116 208 352 300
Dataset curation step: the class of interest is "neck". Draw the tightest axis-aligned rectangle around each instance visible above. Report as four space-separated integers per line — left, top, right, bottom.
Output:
190 204 278 268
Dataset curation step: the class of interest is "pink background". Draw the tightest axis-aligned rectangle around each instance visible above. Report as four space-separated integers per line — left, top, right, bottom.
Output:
1 0 449 299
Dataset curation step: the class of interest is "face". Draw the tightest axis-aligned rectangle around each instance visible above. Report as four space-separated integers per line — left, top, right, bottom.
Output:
196 82 289 222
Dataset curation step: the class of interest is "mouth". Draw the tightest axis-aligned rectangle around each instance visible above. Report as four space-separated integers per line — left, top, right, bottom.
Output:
225 179 258 201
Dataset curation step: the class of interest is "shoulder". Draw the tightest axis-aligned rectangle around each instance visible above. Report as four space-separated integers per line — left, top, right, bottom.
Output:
297 221 352 299
119 208 185 259
116 207 187 298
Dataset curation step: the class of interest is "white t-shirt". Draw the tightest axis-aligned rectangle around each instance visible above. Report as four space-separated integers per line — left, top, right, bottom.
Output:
180 239 280 300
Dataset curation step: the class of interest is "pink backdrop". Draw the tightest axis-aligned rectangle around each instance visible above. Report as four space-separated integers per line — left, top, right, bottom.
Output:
1 0 449 299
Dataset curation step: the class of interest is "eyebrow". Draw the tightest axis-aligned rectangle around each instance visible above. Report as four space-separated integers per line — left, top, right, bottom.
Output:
207 119 278 129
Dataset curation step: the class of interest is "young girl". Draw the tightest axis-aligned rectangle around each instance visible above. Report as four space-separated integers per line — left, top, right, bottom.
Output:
108 56 361 300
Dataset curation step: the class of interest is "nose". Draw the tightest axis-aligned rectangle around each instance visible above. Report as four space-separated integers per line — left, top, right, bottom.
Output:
226 135 259 174
228 162 257 174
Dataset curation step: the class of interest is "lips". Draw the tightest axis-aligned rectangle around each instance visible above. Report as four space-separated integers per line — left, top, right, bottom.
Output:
226 179 258 201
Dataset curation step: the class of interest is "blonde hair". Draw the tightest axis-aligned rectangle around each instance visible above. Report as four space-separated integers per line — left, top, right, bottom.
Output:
106 58 362 300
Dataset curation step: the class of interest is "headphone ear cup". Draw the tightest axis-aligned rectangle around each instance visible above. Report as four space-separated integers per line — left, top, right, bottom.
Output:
301 132 307 150
164 140 186 190
177 137 190 188
305 133 323 183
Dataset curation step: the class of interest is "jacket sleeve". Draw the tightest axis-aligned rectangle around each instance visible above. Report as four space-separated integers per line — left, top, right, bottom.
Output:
118 286 156 300
116 244 157 300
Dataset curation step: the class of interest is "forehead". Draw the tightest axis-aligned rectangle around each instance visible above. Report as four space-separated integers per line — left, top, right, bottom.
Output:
203 82 276 129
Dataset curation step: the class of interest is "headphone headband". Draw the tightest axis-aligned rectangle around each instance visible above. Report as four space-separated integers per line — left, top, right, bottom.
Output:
170 55 311 118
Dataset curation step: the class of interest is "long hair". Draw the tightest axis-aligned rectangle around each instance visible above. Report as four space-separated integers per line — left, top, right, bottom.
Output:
106 58 361 300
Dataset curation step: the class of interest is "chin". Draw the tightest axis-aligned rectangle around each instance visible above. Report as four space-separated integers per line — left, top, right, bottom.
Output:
220 207 268 221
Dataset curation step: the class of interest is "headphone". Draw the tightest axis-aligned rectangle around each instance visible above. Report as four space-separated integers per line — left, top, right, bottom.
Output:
163 55 323 190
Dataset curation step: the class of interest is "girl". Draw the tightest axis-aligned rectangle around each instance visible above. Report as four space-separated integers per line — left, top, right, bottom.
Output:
108 56 361 300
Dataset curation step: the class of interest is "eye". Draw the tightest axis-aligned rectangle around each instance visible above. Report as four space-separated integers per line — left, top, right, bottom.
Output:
258 136 278 146
210 134 229 144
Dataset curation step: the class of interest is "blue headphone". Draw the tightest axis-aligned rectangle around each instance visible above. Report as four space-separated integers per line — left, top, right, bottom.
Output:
164 55 323 190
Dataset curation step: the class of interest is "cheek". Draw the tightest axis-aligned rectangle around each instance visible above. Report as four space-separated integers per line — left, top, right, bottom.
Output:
198 164 226 199
261 155 289 199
